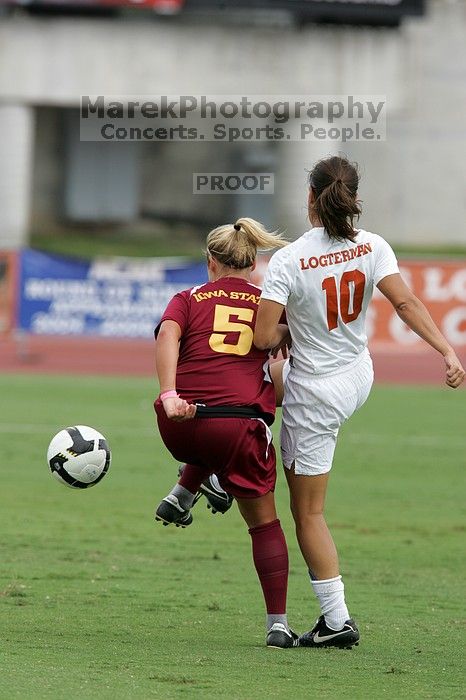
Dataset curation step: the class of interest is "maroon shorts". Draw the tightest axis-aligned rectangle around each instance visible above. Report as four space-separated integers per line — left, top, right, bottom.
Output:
154 400 276 499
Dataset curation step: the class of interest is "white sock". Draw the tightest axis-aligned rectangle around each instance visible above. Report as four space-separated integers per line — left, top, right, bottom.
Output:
311 574 350 631
169 484 196 510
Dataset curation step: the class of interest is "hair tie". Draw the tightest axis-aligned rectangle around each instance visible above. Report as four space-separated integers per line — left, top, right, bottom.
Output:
233 223 241 231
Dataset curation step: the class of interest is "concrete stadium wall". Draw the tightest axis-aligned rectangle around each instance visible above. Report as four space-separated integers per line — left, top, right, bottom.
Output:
0 0 465 248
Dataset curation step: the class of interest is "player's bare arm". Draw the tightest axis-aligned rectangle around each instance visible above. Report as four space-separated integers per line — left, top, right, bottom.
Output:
377 273 465 389
155 320 197 420
254 298 288 350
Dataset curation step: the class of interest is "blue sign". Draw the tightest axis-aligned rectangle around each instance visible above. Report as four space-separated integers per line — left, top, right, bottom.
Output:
18 249 208 338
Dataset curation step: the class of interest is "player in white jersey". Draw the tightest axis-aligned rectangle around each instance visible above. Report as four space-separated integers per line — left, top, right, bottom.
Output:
254 155 465 649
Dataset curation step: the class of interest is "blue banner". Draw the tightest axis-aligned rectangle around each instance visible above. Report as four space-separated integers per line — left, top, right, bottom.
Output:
18 249 208 338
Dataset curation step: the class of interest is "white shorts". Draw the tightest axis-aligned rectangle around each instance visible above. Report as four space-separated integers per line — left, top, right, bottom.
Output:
281 349 374 476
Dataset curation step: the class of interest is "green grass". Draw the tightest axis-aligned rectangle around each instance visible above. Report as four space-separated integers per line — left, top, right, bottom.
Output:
1 374 465 699
30 228 466 261
390 245 466 259
30 226 206 260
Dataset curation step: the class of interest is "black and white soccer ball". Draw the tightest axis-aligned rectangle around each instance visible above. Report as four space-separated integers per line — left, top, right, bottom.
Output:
47 425 111 489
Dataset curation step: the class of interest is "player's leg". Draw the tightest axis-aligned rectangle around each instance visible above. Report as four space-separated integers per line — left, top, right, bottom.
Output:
179 360 288 517
280 358 373 648
157 362 288 518
236 492 298 649
156 462 233 520
286 467 359 648
155 462 212 526
222 419 298 648
180 464 233 514
285 468 339 579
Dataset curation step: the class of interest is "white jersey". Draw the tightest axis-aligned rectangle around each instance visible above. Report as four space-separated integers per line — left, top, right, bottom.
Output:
261 227 399 375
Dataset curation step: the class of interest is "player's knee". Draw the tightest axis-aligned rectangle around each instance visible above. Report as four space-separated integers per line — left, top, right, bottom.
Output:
293 507 325 529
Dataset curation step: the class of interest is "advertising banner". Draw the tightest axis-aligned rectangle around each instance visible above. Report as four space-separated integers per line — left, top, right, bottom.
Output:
368 260 466 349
12 249 466 348
17 249 207 338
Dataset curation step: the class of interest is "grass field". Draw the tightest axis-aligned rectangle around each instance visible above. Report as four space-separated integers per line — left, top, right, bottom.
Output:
30 227 466 262
1 373 465 699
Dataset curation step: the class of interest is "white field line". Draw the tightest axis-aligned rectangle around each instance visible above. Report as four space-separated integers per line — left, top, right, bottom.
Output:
0 423 464 449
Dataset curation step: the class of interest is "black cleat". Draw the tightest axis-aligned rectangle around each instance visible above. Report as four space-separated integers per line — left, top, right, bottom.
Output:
266 623 300 649
198 474 234 514
155 495 193 528
299 616 359 649
177 465 233 515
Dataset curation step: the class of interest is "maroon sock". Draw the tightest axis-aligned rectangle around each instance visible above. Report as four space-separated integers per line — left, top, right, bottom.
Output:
248 519 289 614
178 463 211 494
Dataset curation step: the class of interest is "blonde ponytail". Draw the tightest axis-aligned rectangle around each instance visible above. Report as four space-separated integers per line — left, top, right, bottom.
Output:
206 217 287 270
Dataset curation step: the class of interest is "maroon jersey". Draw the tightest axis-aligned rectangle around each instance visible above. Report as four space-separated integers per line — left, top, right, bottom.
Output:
156 276 275 425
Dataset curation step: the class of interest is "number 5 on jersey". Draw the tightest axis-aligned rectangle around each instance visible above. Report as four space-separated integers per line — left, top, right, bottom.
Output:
322 270 366 331
209 304 254 355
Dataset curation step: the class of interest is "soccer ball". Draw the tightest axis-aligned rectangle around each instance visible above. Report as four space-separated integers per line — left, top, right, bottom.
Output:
47 425 111 489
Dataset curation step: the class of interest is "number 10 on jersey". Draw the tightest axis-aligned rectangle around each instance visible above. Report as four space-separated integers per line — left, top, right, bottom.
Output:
322 270 366 331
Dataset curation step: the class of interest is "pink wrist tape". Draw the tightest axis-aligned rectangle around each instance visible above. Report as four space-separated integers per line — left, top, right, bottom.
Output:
160 390 178 401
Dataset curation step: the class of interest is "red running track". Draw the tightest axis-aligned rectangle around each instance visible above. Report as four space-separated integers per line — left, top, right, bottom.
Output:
0 335 464 386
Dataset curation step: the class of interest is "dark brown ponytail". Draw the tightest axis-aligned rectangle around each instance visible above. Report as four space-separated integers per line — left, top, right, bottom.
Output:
309 156 361 243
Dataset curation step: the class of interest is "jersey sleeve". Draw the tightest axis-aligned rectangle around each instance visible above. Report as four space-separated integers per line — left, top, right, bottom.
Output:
373 235 400 286
154 290 190 338
260 251 293 306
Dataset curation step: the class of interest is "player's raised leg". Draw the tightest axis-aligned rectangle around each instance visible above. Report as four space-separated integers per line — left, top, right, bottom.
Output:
179 464 234 514
158 361 288 520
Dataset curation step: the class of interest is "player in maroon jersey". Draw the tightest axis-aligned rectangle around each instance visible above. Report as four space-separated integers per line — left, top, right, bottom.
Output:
153 218 298 648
